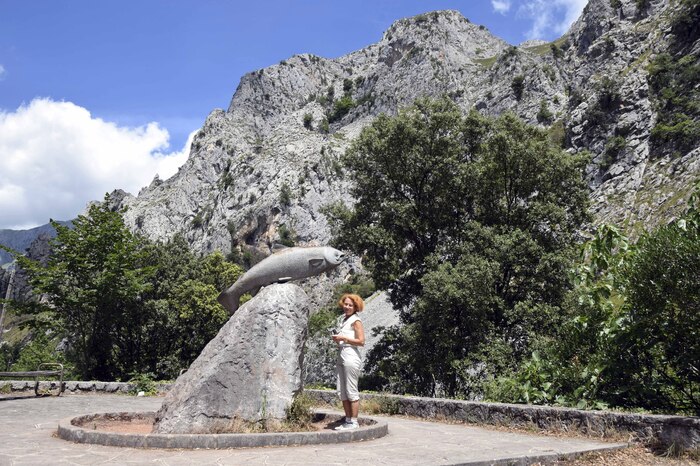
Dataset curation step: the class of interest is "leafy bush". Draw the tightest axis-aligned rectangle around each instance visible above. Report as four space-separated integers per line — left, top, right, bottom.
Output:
327 96 355 123
494 185 700 415
285 392 315 428
536 100 554 123
550 43 564 59
128 373 158 396
303 113 313 130
277 224 296 247
511 75 525 100
601 135 626 169
279 183 293 207
647 52 700 155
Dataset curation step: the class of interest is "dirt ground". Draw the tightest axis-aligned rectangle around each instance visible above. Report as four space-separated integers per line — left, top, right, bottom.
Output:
547 444 700 465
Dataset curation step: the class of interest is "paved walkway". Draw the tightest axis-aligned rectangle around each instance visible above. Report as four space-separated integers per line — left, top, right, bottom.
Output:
0 394 626 465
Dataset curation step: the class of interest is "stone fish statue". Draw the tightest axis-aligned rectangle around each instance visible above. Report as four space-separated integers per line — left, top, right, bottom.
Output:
217 246 346 314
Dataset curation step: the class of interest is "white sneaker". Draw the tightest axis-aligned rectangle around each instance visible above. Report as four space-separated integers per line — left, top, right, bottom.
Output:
334 421 359 431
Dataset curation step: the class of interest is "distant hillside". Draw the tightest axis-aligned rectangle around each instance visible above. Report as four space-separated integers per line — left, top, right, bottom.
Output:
0 221 71 265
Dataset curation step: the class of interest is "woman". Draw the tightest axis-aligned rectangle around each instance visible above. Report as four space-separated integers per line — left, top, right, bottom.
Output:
331 293 365 430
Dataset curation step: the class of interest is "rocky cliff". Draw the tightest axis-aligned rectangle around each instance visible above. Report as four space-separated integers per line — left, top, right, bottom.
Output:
116 1 698 260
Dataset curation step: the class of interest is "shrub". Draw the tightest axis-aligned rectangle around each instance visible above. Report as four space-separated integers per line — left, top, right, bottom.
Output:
536 100 554 123
279 183 293 207
550 43 564 59
327 96 355 123
601 136 626 169
128 373 158 396
303 113 313 130
319 118 330 134
277 224 296 247
511 75 525 100
285 392 315 428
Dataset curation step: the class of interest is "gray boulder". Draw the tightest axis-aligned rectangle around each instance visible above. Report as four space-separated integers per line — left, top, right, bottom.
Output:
153 283 310 434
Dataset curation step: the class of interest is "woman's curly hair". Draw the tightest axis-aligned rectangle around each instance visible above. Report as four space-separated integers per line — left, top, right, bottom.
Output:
338 293 364 312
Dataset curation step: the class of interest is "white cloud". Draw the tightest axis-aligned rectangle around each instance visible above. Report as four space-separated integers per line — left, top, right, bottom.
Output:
492 0 512 14
0 64 6 80
0 98 191 229
519 0 588 40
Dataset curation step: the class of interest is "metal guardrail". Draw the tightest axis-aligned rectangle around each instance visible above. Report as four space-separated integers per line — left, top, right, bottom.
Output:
0 362 65 396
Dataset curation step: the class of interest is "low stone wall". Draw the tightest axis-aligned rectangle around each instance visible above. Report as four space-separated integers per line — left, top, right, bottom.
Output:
0 380 173 394
307 389 700 452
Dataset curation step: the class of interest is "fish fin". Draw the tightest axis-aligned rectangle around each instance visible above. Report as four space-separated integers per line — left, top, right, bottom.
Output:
277 276 293 283
309 258 325 268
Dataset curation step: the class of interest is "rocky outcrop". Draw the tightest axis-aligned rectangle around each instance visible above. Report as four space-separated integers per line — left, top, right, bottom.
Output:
153 283 310 434
115 2 698 265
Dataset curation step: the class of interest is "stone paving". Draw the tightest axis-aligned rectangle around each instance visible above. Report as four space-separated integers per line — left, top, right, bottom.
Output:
0 393 627 465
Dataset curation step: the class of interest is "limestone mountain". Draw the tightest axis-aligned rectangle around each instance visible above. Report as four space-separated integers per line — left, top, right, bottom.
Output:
116 0 697 257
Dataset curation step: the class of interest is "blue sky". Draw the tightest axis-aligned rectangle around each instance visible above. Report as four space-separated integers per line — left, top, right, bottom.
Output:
0 0 588 230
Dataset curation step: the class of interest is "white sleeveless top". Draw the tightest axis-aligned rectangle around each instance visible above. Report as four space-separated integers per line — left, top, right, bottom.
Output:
337 313 362 364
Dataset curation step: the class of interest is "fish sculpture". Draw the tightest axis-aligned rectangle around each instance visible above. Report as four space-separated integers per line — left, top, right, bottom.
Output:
217 246 347 314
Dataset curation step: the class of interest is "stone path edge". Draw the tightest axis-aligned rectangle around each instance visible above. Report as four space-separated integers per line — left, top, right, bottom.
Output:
306 389 700 453
56 411 389 449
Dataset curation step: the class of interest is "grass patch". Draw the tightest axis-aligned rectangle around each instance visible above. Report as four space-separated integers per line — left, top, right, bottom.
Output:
474 56 498 68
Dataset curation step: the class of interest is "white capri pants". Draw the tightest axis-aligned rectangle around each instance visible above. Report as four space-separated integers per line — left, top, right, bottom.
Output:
337 359 362 402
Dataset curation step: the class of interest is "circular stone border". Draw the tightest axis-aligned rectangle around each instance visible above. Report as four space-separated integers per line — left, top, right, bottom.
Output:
57 412 388 449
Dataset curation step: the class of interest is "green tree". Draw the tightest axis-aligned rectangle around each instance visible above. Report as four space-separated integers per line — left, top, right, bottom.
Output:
7 200 244 381
326 98 590 397
611 188 700 414
496 186 700 415
14 195 152 380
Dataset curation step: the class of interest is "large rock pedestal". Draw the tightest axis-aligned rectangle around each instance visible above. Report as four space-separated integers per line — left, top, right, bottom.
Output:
153 283 310 434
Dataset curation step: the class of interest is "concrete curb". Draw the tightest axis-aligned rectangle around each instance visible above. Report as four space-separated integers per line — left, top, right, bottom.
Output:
57 411 388 449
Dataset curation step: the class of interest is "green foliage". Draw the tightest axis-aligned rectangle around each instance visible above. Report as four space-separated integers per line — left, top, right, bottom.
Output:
550 43 564 59
327 96 355 123
308 308 338 337
279 182 293 207
583 77 622 132
362 395 401 415
610 0 621 8
328 97 590 398
547 120 566 148
670 0 700 48
536 100 553 123
601 135 626 169
635 0 650 14
4 332 71 376
319 118 330 134
13 197 153 380
511 75 525 100
494 186 700 415
128 372 158 395
303 113 313 130
8 197 243 381
285 392 315 428
277 224 296 247
647 52 700 155
613 190 700 414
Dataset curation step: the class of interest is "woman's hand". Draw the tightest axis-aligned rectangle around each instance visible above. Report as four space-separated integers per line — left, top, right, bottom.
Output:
332 334 345 343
